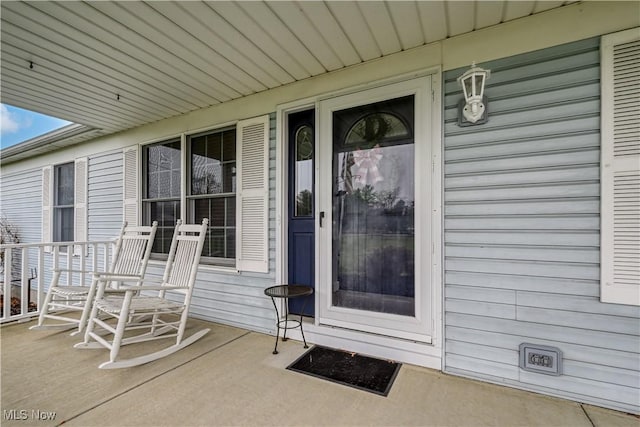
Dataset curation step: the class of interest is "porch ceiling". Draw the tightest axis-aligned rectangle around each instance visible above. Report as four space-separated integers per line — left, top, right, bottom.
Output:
1 1 574 139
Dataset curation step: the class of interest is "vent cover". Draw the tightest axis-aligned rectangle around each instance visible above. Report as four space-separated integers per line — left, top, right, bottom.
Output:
519 343 563 376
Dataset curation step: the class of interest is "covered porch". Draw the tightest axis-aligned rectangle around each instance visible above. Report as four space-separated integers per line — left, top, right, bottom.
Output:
1 317 636 427
1 0 639 420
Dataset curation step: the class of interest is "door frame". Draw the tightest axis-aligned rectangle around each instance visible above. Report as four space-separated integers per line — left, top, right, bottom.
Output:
275 100 318 292
318 77 435 343
276 70 443 358
286 108 316 316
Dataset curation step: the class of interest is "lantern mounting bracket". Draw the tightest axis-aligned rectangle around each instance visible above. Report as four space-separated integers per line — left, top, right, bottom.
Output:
457 95 489 126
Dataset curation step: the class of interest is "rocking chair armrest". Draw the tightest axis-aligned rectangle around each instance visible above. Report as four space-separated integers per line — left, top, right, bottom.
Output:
92 272 144 281
106 284 182 293
53 268 98 274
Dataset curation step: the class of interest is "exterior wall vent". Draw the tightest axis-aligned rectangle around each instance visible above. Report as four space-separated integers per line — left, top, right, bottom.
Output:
519 343 563 376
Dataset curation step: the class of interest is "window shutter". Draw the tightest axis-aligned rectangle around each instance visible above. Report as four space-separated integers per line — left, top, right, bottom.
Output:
74 157 88 255
42 165 52 251
236 115 270 273
123 145 139 227
601 29 640 305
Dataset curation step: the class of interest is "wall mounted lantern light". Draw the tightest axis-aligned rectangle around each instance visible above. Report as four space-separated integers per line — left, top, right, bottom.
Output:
457 62 491 125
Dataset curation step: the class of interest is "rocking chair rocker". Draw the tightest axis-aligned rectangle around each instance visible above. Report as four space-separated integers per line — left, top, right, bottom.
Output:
75 219 209 369
30 221 158 335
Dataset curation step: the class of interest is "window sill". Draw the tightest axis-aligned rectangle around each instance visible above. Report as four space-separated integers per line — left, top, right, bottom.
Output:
199 264 240 275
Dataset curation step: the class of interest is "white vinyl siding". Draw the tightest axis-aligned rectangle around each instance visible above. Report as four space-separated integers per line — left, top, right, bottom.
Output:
236 115 270 273
123 145 139 227
600 28 640 306
444 37 640 414
1 168 47 287
88 149 124 241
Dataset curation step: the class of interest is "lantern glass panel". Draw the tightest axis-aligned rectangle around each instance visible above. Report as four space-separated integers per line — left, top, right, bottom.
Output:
463 76 473 100
475 74 485 98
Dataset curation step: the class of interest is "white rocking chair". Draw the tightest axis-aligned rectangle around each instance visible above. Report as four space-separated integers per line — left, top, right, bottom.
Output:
75 219 209 369
30 222 158 335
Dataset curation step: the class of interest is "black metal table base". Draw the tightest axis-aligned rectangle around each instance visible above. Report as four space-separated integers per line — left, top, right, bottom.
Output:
264 285 313 354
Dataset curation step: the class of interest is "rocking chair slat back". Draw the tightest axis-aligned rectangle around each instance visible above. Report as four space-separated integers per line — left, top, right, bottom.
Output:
163 221 208 290
112 236 152 275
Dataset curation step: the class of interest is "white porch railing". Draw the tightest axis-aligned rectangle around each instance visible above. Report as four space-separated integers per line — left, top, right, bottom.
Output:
0 240 115 324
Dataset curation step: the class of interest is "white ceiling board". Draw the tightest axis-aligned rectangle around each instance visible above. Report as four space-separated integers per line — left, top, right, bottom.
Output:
446 1 476 36
0 36 182 119
238 1 326 76
418 1 448 43
84 1 240 102
24 1 219 108
1 36 190 126
503 1 536 21
151 1 291 87
297 1 361 67
476 1 505 29
533 1 566 14
358 2 402 56
115 1 266 96
1 88 122 131
388 2 426 50
212 1 309 81
0 46 166 121
269 1 344 72
1 4 205 112
0 36 180 132
0 62 156 125
326 1 381 61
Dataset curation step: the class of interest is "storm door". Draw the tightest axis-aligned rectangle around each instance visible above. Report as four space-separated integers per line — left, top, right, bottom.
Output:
318 78 433 341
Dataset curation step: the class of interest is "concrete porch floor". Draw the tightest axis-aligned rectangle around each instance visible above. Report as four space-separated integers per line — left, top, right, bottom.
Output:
1 318 637 427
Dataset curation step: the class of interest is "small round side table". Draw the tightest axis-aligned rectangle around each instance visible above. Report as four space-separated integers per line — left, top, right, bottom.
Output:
264 284 313 354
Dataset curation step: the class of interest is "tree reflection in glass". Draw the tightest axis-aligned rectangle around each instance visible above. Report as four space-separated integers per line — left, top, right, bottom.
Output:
332 96 416 317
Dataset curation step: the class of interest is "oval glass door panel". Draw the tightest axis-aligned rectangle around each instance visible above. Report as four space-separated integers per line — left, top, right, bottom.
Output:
295 125 314 217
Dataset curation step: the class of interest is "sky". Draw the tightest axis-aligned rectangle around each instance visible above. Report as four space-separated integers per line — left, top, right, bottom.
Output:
0 104 71 149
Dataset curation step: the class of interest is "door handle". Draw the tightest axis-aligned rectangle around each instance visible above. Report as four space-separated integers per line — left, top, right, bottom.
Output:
319 211 325 227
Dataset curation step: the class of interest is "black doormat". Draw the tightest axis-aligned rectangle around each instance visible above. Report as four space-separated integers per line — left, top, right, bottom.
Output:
286 345 401 396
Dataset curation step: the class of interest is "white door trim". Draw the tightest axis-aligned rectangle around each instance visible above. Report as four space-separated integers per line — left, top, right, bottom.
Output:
317 76 440 344
275 99 318 287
